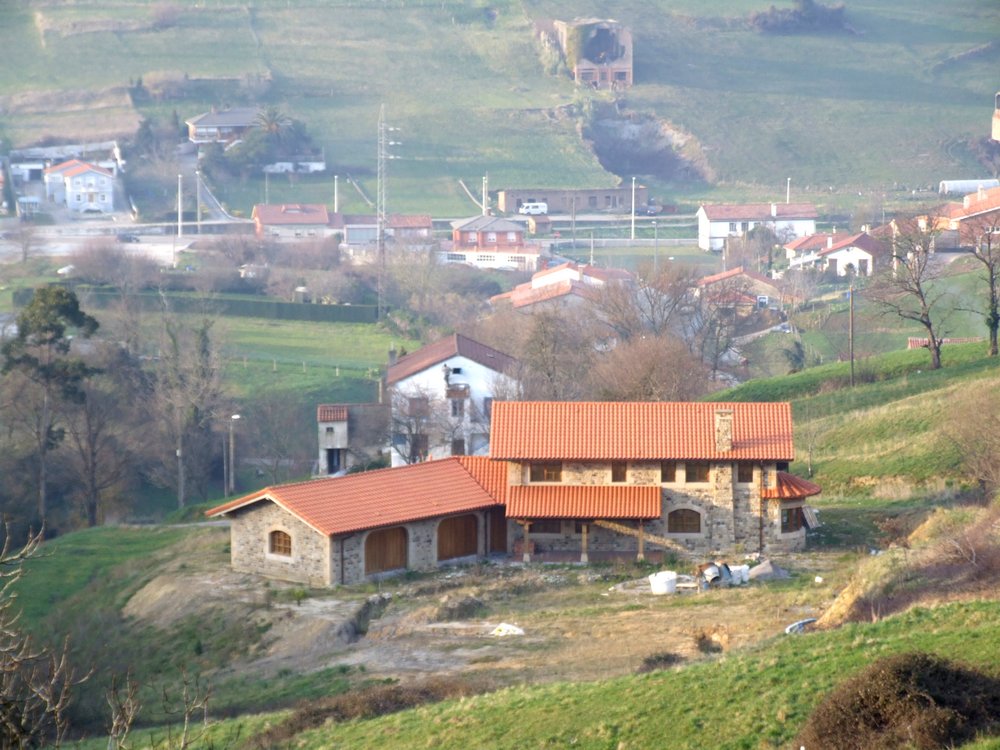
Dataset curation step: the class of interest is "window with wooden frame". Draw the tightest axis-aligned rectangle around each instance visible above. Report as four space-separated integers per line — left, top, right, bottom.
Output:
685 461 710 483
529 462 562 482
737 463 755 483
667 509 701 534
611 462 627 483
269 530 292 556
660 461 676 483
781 506 805 533
528 519 562 535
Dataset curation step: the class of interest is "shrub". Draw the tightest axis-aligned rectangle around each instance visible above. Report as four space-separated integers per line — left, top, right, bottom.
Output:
636 652 684 673
795 652 1000 749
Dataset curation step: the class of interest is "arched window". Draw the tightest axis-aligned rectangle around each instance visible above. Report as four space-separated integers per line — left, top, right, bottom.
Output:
667 509 701 534
269 530 292 556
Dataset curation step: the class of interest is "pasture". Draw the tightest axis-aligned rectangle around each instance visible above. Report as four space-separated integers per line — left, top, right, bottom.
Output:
0 0 994 218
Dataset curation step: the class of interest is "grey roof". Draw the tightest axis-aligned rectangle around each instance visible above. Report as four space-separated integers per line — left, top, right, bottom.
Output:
451 215 524 232
185 108 259 128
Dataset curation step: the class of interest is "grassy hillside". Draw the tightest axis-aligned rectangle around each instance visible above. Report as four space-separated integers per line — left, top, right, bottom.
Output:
0 0 995 217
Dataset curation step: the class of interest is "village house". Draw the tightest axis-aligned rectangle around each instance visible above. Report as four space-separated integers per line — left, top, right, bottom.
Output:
492 401 820 562
787 231 887 277
43 159 116 213
207 400 819 586
386 334 518 468
496 186 647 214
185 107 259 144
697 203 818 252
206 455 509 586
439 216 541 271
315 403 390 476
695 266 794 313
337 214 434 247
935 186 1000 246
552 19 634 89
490 261 634 311
251 203 340 239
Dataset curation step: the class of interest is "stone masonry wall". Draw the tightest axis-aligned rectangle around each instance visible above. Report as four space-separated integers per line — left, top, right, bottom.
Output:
230 502 333 587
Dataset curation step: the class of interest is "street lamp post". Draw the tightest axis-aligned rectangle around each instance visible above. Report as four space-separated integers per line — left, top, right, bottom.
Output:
227 414 241 496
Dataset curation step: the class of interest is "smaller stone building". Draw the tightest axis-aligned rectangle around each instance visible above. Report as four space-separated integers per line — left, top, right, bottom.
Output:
207 456 509 586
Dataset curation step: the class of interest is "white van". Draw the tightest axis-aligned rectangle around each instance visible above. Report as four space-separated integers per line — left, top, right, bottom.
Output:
518 202 548 215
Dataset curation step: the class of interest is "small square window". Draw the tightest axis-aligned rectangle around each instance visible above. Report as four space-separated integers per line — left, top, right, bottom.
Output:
529 519 562 534
611 462 627 483
737 463 754 483
685 462 710 483
530 463 562 482
782 506 805 533
450 399 464 418
660 461 676 483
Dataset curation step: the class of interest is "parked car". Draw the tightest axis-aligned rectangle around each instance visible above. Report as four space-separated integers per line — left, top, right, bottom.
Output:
116 233 140 243
518 202 548 215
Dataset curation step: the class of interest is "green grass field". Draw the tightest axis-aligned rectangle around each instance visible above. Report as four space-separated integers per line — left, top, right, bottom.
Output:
0 0 994 217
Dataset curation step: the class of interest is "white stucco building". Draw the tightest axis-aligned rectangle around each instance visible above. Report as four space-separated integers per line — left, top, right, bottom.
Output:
386 334 518 467
43 159 115 213
697 202 818 252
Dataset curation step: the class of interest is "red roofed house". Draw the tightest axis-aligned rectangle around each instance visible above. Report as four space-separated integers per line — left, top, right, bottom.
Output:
44 159 115 213
696 266 794 313
935 186 1000 247
440 216 541 271
207 456 510 586
207 400 818 585
490 261 635 311
386 334 518 467
697 203 818 252
491 401 819 562
251 203 339 239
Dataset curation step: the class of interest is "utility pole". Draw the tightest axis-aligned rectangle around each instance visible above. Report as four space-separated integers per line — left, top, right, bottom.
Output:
630 176 636 241
376 104 400 320
196 169 202 235
177 174 183 238
481 173 489 216
334 174 339 213
228 414 241 495
849 281 855 387
786 177 791 204
653 220 659 276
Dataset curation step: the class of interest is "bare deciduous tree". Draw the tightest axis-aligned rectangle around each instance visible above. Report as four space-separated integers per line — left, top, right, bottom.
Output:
961 215 1000 356
867 219 951 370
587 333 710 401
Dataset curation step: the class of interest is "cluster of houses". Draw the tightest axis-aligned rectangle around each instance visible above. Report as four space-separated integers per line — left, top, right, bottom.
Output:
208 329 821 586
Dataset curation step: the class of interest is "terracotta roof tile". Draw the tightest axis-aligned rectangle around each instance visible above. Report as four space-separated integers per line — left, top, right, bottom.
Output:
44 159 112 178
389 214 433 229
761 471 822 500
700 203 818 221
206 456 504 535
817 232 887 257
387 333 517 385
507 485 661 519
252 203 331 226
317 404 349 422
490 402 794 462
696 266 776 288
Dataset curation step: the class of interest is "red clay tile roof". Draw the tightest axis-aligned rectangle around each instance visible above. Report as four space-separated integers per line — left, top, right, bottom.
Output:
205 456 505 535
458 455 509 504
507 485 661 519
44 159 112 178
817 232 886 257
696 266 776 288
386 333 517 385
700 203 818 221
252 203 331 226
490 402 794 462
493 279 597 309
389 214 433 229
316 404 349 422
761 471 821 500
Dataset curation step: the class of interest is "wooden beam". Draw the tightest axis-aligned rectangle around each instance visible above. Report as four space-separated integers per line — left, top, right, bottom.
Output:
637 520 645 561
581 522 589 563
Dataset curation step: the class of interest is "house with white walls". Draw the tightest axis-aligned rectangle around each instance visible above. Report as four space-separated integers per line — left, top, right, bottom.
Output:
43 159 115 213
386 334 518 467
697 203 817 252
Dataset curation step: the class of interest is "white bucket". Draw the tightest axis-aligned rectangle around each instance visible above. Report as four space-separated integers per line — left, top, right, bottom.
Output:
649 571 678 595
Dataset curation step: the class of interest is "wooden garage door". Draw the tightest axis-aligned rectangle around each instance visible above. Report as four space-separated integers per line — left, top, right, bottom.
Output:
437 514 478 561
365 526 407 574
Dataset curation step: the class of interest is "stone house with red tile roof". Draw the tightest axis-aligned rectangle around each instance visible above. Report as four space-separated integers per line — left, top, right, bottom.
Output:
251 203 338 239
490 261 634 311
695 266 796 313
697 203 818 252
315 403 390 476
491 401 819 562
207 456 509 585
208 400 819 585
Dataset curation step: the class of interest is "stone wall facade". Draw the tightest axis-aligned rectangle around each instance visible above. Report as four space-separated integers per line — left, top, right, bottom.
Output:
229 502 334 587
509 460 806 560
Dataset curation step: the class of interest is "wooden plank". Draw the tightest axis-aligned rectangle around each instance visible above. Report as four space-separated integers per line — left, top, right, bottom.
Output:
365 526 407 574
437 514 478 561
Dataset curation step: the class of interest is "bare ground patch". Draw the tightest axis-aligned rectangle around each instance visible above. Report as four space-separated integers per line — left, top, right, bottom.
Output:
0 87 141 146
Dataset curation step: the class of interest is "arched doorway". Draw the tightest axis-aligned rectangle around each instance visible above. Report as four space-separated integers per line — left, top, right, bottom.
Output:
437 514 478 561
365 526 408 575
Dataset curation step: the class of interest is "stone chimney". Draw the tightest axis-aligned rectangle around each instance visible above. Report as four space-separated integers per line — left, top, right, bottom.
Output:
770 203 777 217
388 346 398 366
827 235 833 249
714 408 734 453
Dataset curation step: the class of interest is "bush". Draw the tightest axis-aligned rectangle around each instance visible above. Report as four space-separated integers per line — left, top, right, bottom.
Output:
796 652 1000 749
636 652 684 673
